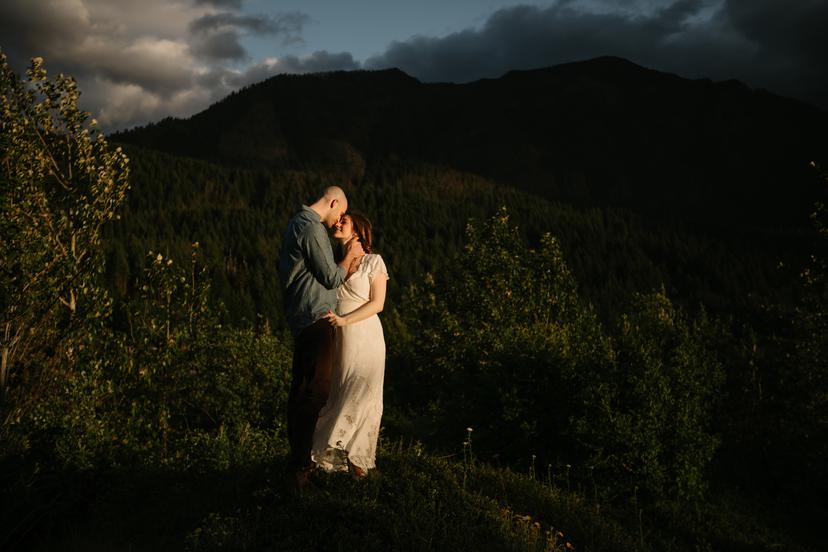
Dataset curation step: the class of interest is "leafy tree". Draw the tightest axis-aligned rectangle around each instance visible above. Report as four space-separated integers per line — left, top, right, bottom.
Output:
0 54 129 395
396 209 725 503
601 290 724 501
397 208 615 464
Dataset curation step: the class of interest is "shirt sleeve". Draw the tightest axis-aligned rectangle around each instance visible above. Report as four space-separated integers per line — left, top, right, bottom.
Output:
301 223 346 290
368 254 390 282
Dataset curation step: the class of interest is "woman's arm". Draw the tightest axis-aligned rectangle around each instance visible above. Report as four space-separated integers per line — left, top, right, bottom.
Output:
325 275 387 327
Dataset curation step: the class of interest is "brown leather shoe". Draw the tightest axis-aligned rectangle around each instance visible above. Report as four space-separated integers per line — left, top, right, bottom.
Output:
288 465 319 496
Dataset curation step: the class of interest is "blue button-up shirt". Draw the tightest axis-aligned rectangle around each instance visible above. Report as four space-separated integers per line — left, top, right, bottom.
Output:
278 206 346 335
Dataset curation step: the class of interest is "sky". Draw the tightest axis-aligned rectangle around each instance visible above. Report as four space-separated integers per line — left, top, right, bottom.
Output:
1 0 825 131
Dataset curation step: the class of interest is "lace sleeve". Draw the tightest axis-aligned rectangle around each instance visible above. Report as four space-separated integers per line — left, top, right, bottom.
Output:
368 254 389 282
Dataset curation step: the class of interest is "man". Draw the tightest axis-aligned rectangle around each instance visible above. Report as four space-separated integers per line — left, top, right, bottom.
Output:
278 186 363 492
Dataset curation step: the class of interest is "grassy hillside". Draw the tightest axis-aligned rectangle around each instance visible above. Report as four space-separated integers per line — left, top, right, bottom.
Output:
6 440 817 552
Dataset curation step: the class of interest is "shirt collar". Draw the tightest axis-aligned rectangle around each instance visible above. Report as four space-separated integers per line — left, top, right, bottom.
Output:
301 205 321 223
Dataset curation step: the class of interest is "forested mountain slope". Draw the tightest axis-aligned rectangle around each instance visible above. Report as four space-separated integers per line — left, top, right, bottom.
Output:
114 56 828 230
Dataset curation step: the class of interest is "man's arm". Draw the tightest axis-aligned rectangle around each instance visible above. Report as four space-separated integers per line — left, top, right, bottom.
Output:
326 274 387 327
302 225 363 290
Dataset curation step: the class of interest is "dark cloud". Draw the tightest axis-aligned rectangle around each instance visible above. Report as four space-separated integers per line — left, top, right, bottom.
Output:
193 0 242 8
365 2 714 82
0 1 90 70
188 11 310 60
723 0 828 107
189 29 247 60
188 11 309 38
726 0 828 62
365 0 827 109
0 1 197 97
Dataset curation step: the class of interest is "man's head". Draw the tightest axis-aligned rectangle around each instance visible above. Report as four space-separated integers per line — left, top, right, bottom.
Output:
309 186 348 228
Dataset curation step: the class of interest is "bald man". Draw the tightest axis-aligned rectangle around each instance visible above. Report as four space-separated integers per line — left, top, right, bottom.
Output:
278 186 364 492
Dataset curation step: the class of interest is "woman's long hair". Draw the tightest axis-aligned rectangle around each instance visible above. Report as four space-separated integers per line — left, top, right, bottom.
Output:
335 212 374 261
348 212 373 254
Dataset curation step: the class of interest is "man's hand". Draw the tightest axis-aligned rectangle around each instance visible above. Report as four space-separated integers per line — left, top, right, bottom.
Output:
343 236 364 261
325 310 348 327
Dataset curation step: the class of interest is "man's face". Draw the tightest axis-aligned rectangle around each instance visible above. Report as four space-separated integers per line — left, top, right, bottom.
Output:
327 198 347 228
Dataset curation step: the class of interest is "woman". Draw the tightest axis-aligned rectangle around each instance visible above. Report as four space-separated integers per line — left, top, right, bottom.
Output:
311 212 389 478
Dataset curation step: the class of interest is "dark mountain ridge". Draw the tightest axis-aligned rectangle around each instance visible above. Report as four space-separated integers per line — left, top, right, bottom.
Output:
114 56 827 230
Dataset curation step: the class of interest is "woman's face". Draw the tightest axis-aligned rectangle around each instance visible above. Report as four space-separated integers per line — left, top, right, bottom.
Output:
333 215 354 240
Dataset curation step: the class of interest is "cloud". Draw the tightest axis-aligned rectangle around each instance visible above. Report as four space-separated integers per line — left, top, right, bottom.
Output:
188 11 310 60
224 51 361 87
0 0 326 130
189 11 309 38
365 2 723 82
1 0 823 132
723 0 828 106
194 0 242 8
0 0 91 58
270 50 360 74
189 29 248 60
365 0 826 109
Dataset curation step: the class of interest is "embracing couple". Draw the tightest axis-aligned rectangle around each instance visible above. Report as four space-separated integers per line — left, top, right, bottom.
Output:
278 186 389 493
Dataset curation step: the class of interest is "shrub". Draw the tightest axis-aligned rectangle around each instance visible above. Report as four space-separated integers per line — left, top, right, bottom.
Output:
398 209 724 502
398 208 614 463
602 290 724 501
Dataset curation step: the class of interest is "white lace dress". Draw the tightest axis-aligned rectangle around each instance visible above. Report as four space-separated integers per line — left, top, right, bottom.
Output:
312 254 389 471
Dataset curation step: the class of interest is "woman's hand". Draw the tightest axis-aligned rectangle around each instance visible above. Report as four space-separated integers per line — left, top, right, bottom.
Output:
325 310 348 327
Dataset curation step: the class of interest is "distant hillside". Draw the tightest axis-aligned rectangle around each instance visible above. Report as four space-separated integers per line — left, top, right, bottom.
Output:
114 56 828 230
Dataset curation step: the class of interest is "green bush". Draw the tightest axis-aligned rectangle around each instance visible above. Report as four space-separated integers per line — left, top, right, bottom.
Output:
5 244 292 471
397 208 614 462
601 290 724 501
396 209 724 502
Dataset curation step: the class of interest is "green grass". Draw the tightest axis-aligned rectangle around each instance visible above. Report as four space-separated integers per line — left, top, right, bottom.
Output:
2 440 822 551
3 440 608 551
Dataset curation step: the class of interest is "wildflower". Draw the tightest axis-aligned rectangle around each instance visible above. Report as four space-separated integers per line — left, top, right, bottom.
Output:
156 253 163 262
466 427 474 432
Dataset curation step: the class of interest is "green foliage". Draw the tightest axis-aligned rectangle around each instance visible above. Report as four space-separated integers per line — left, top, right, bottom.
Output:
599 290 724 501
726 164 828 500
0 53 129 395
397 209 724 503
2 56 824 552
104 147 799 331
398 209 612 457
6 246 292 471
0 60 292 549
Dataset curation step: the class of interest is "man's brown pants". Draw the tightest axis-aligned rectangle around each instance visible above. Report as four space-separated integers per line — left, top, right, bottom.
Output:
287 319 335 471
